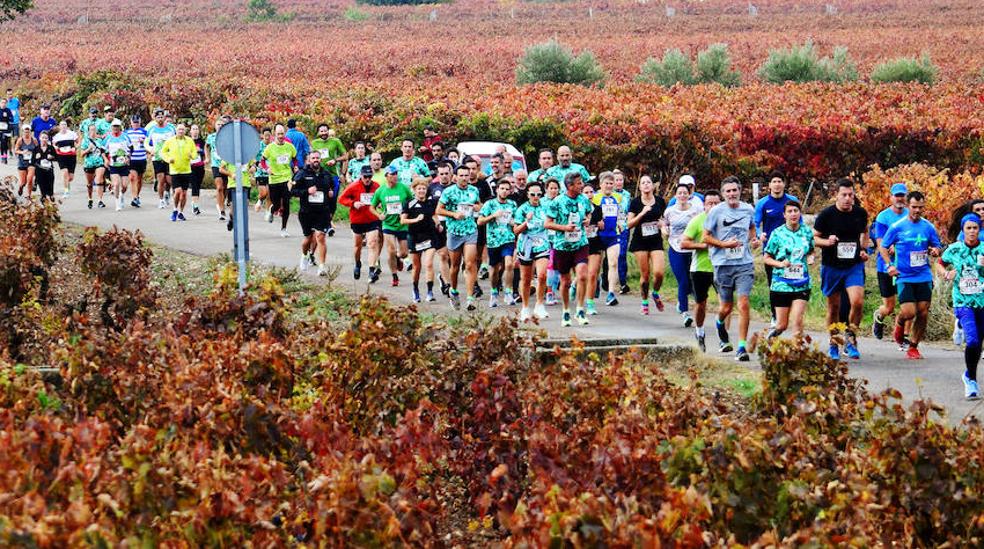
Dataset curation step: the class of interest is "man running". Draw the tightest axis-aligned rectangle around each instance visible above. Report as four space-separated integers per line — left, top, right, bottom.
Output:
436 164 483 311
371 165 413 287
101 119 131 211
310 123 347 235
428 161 455 296
879 191 942 360
702 176 759 361
813 178 869 361
291 151 334 276
345 141 370 183
125 115 149 207
389 139 431 187
871 183 910 340
547 145 591 190
339 164 383 282
478 178 518 307
527 148 554 185
544 172 594 327
754 170 798 326
159 123 197 222
30 104 57 141
145 109 176 210
681 190 722 352
0 98 13 164
205 116 231 219
262 124 298 237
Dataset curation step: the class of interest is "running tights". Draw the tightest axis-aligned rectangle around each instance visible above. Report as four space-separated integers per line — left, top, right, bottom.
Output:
268 182 290 230
955 306 983 381
668 248 693 313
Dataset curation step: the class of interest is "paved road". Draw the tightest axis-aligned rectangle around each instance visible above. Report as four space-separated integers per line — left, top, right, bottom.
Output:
7 165 981 422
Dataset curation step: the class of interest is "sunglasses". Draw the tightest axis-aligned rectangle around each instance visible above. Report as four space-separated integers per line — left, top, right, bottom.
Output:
528 192 542 197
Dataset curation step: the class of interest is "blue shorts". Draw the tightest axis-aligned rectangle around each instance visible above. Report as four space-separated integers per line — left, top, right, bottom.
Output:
599 234 620 250
488 244 515 267
820 263 865 297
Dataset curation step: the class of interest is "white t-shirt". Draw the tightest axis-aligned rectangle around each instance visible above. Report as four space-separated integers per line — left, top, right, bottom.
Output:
663 204 702 253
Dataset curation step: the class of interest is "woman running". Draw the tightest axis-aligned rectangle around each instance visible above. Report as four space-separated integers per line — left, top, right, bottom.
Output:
542 177 561 306
401 179 440 303
80 124 106 209
189 124 207 215
31 132 57 202
102 119 130 210
582 183 605 315
762 200 815 338
940 213 984 400
663 183 701 326
13 124 37 197
252 127 272 214
590 171 624 307
51 120 79 198
513 181 550 321
627 175 668 315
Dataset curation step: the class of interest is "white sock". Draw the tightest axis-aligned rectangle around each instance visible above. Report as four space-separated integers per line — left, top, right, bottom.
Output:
695 326 705 337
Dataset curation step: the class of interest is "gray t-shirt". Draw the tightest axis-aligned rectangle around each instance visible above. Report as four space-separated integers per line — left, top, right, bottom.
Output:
703 201 755 267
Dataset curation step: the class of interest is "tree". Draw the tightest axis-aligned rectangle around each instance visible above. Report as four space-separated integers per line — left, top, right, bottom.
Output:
0 0 32 22
515 39 605 86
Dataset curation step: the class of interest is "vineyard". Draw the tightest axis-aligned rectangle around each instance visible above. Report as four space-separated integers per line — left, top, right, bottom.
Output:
1 190 983 546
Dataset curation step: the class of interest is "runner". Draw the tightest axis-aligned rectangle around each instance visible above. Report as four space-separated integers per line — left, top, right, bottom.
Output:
427 161 454 296
542 177 562 305
544 172 593 327
339 164 383 282
389 139 431 188
813 178 869 361
527 148 554 185
159 123 197 222
218 157 251 233
13 125 37 198
145 109 176 210
345 141 369 183
429 141 446 165
262 124 298 237
547 146 592 190
310 123 346 235
125 115 149 208
681 190 723 352
667 175 704 208
762 200 815 339
663 183 702 326
583 183 606 315
30 104 57 142
703 176 759 362
5 90 20 155
947 199 984 346
940 213 984 399
754 170 798 326
31 132 57 202
626 175 667 315
436 164 483 310
478 178 518 307
589 171 623 310
205 116 231 219
0 98 14 163
51 120 79 198
371 165 413 287
101 119 131 211
401 178 440 302
290 151 333 276
870 183 910 340
78 107 102 139
188 124 207 215
513 181 551 321
251 127 272 215
612 169 631 294
878 191 941 360
419 125 441 162
80 123 105 209
464 155 490 296
285 119 310 169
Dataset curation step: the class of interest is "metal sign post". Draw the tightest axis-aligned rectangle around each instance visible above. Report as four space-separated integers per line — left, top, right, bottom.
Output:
216 120 263 294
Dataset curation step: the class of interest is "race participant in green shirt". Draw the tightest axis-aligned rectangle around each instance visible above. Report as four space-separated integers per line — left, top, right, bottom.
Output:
940 213 984 400
544 172 594 327
762 200 815 339
371 165 413 287
144 108 176 210
80 123 106 209
205 116 231 220
436 164 483 311
159 123 197 222
262 124 298 237
527 148 554 185
388 139 430 187
681 190 723 352
546 145 592 191
345 141 369 183
310 123 347 235
101 119 131 211
478 178 518 308
513 181 551 322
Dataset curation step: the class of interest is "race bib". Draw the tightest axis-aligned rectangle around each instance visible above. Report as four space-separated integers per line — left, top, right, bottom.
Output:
22 152 31 160
415 240 432 251
784 263 805 280
457 203 473 217
276 154 289 165
496 210 512 225
359 193 373 205
602 203 618 217
725 245 745 259
586 226 599 238
319 149 330 158
39 159 52 170
0 122 7 130
531 236 546 248
641 221 659 237
385 202 402 215
310 191 325 204
836 242 857 259
959 275 982 295
564 229 582 243
909 251 928 268
191 155 201 164
58 146 72 154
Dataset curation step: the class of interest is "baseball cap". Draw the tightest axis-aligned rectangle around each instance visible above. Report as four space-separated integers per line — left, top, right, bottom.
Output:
890 183 908 196
88 107 98 114
104 105 114 112
360 165 374 176
679 174 696 187
40 103 51 109
130 114 142 123
110 118 123 127
385 165 398 175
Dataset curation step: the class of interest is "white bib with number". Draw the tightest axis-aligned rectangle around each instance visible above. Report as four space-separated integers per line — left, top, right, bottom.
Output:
784 263 805 280
22 152 31 160
457 203 473 217
39 159 52 170
602 203 618 217
960 275 982 295
586 226 598 238
359 193 373 205
909 251 928 268
319 149 330 158
58 146 73 154
836 242 857 259
641 221 659 237
565 229 582 243
310 191 325 204
415 240 431 251
385 201 402 215
725 245 745 259
531 236 545 248
496 210 512 225
0 122 7 130
276 154 289 165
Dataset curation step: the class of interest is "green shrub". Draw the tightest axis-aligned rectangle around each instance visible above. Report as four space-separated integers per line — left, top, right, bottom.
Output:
244 0 294 22
870 54 938 84
637 49 695 86
695 43 741 87
758 41 858 83
343 5 371 21
515 39 606 86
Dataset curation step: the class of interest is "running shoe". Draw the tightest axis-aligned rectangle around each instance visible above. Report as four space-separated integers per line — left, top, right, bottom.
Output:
964 373 980 400
640 303 649 316
893 323 905 346
134 197 141 207
479 264 489 280
585 300 598 316
426 290 436 302
719 341 734 353
170 210 178 222
327 227 335 237
164 190 171 202
906 346 923 360
736 347 750 362
872 313 885 340
844 343 860 360
98 201 106 209
619 283 631 295
177 212 186 221
544 290 557 306
440 282 450 297
307 253 316 267
489 293 499 308
317 265 327 277
682 312 694 327
115 197 123 211
411 288 421 303
533 303 549 319
219 211 227 222
87 199 93 209
298 255 308 272
716 322 730 349
519 308 531 322
696 334 706 353
280 229 290 238
193 205 201 216
576 308 589 325
561 310 572 327
391 274 399 287
473 284 484 299
369 267 380 284
227 219 233 232
466 296 477 311
353 264 361 280
449 291 461 310
265 210 273 223
131 199 140 208
157 199 166 209
605 292 618 306
652 293 665 312
828 344 840 361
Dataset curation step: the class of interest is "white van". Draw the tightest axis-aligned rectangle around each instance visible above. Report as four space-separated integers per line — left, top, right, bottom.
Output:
455 141 527 175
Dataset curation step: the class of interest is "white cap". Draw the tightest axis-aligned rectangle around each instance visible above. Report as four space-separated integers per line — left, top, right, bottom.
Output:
110 118 123 127
679 174 696 187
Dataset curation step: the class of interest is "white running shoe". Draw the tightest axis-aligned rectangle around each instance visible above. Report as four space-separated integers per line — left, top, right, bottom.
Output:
264 210 273 223
533 303 549 319
158 198 166 209
298 255 308 272
317 265 327 277
281 229 290 238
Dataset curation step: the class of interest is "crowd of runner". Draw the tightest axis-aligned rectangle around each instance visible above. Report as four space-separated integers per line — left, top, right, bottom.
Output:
2 96 980 401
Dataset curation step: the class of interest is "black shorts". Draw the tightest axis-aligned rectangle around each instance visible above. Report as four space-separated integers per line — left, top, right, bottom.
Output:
351 221 382 235
382 228 408 241
691 271 716 303
299 210 331 237
629 235 663 253
152 160 169 176
408 233 437 253
770 289 811 308
432 228 447 250
107 165 129 177
898 281 932 304
877 271 896 298
170 173 192 190
518 249 550 266
129 159 147 175
83 166 99 174
56 155 76 172
255 175 269 186
588 237 606 255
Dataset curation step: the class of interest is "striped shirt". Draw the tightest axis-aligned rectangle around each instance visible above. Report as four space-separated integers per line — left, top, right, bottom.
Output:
126 128 149 161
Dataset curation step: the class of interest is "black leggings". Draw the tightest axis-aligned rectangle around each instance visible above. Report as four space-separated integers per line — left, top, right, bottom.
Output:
268 182 290 230
191 165 204 197
36 169 54 200
0 134 9 156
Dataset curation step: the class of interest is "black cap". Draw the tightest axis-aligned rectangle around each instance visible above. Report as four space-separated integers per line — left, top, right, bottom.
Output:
88 107 98 114
40 103 50 109
360 165 374 176
130 114 141 123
